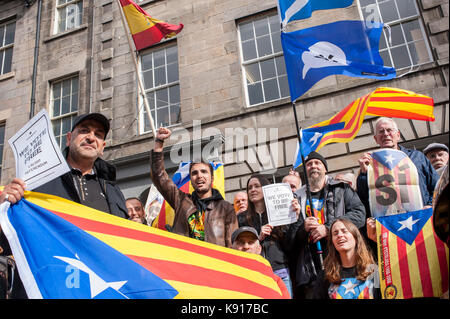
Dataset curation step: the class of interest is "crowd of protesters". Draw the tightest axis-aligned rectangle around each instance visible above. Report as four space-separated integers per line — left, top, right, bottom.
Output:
0 113 448 299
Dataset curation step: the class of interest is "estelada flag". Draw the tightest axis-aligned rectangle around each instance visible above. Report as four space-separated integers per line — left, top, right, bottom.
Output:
119 0 183 51
0 191 289 299
366 87 435 122
376 208 449 299
367 149 423 218
151 162 225 231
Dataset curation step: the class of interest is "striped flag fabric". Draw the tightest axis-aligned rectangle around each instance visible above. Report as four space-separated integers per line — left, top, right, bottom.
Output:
119 0 183 51
366 87 435 121
0 191 289 299
292 87 435 163
376 208 449 299
151 162 225 231
367 149 424 218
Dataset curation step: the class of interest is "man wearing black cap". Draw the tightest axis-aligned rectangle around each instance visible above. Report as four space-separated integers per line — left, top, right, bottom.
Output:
285 151 366 299
0 113 127 219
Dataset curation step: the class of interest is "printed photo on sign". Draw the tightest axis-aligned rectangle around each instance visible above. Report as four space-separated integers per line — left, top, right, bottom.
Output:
262 183 296 226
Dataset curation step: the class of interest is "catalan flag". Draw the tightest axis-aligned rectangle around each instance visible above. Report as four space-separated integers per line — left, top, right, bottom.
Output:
295 87 435 158
0 191 289 299
152 162 225 231
376 208 449 299
119 0 183 51
366 87 435 121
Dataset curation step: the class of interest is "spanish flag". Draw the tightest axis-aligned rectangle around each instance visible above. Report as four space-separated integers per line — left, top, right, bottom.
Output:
0 191 289 299
119 0 183 51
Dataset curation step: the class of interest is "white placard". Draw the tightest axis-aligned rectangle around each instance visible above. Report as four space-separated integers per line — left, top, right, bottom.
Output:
8 109 70 190
262 183 297 227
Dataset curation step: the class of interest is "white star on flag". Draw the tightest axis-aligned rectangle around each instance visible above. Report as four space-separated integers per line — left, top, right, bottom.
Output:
397 216 420 232
341 279 358 295
384 154 395 165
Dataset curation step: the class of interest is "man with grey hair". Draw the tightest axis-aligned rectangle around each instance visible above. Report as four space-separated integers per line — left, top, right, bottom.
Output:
423 142 449 176
357 117 439 216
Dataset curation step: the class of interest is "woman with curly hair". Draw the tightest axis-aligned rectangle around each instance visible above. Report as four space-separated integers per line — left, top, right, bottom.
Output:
315 218 380 299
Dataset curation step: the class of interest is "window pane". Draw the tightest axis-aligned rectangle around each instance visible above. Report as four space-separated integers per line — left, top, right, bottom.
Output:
390 24 405 46
141 53 153 70
278 75 290 98
71 93 78 112
166 45 177 64
143 70 153 88
239 21 254 42
53 99 61 117
379 30 388 50
380 50 393 67
263 78 280 101
167 62 179 83
271 31 282 53
391 45 411 69
156 88 168 108
0 25 4 46
260 59 276 79
402 20 423 42
170 103 180 124
256 35 272 57
254 18 269 37
396 0 418 19
242 40 257 61
169 85 180 104
62 116 72 134
248 82 264 105
154 66 166 86
409 41 430 65
157 107 169 127
0 51 3 74
62 79 71 97
268 15 279 34
244 62 261 84
62 96 70 114
53 82 61 98
154 50 165 68
275 56 286 76
3 47 13 73
5 23 15 45
379 1 399 23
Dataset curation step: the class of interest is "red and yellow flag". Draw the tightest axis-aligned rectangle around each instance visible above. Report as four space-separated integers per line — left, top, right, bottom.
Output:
119 0 183 51
366 87 435 122
304 87 435 153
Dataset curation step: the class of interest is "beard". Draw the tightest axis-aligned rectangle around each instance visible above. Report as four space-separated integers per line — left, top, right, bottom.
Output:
308 170 325 189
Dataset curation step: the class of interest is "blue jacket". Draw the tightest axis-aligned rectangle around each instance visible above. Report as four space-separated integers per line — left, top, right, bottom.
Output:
357 145 439 217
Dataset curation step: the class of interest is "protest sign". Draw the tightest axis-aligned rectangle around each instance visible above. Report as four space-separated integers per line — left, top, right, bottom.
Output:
262 183 296 226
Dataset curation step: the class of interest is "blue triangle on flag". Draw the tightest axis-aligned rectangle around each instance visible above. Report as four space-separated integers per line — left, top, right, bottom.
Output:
371 149 407 170
377 208 433 245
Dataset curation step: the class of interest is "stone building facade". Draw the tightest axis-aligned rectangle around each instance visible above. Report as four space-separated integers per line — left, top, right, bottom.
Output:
0 0 448 204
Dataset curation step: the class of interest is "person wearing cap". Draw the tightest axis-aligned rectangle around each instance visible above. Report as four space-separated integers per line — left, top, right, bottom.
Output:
231 226 262 255
285 151 366 299
0 113 127 219
423 142 449 176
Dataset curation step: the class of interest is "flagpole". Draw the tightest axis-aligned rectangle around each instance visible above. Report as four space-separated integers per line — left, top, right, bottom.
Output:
291 101 324 270
115 0 158 139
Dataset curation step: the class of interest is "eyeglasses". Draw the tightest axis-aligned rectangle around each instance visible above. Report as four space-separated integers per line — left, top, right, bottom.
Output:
376 128 397 136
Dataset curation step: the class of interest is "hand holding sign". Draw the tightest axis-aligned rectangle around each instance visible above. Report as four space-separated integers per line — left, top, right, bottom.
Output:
262 183 297 227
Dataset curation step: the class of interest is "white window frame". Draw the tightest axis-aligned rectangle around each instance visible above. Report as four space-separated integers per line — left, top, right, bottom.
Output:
0 20 15 75
50 75 79 149
357 0 433 72
54 0 83 35
237 12 290 108
139 43 181 135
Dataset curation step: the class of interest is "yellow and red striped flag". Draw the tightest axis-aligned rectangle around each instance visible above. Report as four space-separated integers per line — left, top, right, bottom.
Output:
0 190 289 299
119 0 183 51
151 162 225 230
300 87 435 155
366 87 435 121
376 208 449 299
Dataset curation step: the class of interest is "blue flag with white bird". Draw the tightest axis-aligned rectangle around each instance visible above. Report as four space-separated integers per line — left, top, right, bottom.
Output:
281 20 396 102
278 0 354 28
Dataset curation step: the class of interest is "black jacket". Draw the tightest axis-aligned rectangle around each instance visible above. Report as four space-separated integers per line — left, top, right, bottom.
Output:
34 157 127 219
285 177 366 290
